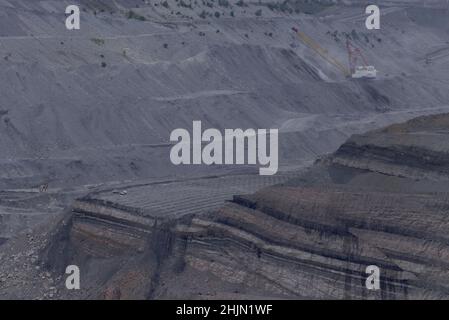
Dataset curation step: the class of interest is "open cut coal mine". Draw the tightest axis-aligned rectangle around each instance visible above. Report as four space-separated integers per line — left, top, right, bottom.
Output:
0 0 449 300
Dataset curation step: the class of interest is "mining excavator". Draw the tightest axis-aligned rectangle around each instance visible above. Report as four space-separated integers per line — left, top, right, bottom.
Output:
292 27 377 79
346 40 377 79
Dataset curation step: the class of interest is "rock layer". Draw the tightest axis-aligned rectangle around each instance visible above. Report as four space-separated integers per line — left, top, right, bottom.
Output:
36 113 449 299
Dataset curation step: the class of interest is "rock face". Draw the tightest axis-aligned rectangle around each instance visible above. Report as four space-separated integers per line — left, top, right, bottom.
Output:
36 113 449 299
2 0 449 249
1 0 449 190
2 0 449 300
332 114 449 180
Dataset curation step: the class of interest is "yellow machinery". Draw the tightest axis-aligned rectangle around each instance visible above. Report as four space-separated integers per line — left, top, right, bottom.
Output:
292 26 377 79
292 27 350 77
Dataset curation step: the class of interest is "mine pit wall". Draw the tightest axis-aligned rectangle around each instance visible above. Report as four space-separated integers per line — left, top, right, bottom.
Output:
47 190 449 299
332 142 449 180
226 190 449 299
180 210 410 299
40 198 178 299
70 199 158 258
46 196 416 299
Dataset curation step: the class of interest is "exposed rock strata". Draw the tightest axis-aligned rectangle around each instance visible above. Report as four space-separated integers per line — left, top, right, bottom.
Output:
38 113 449 299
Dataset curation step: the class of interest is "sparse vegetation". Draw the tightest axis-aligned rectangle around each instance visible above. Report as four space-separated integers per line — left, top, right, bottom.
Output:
218 0 229 7
127 10 146 21
90 38 105 46
179 0 192 8
351 29 359 41
236 0 247 7
265 0 334 15
279 1 292 14
267 2 278 10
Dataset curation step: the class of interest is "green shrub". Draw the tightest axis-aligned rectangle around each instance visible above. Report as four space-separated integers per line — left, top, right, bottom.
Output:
90 38 105 46
179 0 192 8
127 10 146 21
236 0 247 7
218 0 229 7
